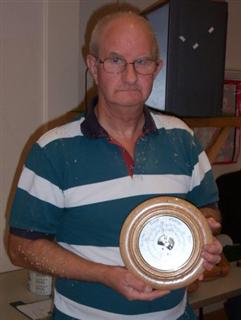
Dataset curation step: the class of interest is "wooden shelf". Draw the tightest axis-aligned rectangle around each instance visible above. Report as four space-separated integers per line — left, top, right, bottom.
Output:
182 117 241 164
183 116 241 128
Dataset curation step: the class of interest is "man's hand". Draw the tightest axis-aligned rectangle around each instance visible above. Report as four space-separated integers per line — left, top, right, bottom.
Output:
201 237 222 271
199 207 222 235
198 217 223 280
206 216 222 235
103 266 170 301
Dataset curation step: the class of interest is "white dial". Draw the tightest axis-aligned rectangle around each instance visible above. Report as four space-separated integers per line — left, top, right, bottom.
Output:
138 215 194 271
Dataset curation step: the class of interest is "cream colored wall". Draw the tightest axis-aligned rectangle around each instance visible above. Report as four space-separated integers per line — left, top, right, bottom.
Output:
0 0 82 272
225 0 241 71
0 1 44 272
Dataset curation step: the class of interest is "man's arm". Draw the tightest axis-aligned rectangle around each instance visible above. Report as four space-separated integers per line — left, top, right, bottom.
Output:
8 233 106 281
8 233 169 300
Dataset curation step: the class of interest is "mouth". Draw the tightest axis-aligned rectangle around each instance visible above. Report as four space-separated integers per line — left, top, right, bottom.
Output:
118 88 140 92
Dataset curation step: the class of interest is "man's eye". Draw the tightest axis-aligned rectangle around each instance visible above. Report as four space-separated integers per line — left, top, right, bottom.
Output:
110 57 124 65
135 58 149 66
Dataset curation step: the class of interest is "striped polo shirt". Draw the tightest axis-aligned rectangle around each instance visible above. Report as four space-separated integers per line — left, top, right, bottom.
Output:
9 106 218 320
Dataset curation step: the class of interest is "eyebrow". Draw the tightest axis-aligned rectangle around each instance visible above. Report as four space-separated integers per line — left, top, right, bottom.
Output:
107 52 154 60
108 52 124 58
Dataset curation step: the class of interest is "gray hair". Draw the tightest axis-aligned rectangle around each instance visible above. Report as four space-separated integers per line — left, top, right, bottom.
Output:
89 11 160 60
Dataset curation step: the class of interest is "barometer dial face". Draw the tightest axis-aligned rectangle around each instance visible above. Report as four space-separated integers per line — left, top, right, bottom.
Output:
139 215 194 271
119 196 212 289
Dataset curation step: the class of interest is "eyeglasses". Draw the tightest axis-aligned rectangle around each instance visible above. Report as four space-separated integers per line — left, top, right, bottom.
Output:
95 56 159 75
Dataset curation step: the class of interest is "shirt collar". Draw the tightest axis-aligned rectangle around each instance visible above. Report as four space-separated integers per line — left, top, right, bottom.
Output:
81 100 157 138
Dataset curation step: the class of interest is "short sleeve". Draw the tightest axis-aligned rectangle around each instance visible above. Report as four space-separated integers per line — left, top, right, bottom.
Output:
9 142 64 235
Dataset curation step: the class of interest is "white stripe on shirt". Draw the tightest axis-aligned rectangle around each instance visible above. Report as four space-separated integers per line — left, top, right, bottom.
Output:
18 166 64 208
37 118 84 148
54 289 187 320
63 174 191 207
18 156 211 209
190 151 211 191
58 243 124 266
152 112 193 134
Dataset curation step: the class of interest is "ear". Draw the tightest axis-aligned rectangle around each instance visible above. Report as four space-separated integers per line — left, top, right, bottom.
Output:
153 59 163 79
86 54 98 84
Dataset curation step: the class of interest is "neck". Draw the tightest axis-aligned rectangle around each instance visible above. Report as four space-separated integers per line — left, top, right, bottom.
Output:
95 99 145 157
95 100 144 139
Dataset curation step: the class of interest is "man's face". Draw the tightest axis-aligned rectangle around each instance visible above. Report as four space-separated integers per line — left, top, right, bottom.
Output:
88 16 161 109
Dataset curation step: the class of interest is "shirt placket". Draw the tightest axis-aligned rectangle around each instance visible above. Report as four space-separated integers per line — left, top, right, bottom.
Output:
108 137 135 177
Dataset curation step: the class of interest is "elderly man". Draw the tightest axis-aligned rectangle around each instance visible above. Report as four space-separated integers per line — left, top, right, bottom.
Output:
8 8 221 320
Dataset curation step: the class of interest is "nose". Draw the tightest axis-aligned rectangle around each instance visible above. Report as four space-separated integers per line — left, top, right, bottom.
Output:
123 62 137 83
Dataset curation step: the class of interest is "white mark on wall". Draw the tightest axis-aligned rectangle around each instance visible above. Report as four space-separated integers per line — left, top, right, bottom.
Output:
192 43 199 50
208 26 215 34
179 35 186 42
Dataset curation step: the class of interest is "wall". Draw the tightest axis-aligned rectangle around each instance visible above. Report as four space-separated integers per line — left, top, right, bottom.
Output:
225 0 241 71
0 0 81 272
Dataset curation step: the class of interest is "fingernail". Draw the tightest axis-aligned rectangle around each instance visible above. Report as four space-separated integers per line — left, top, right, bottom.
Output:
144 286 152 293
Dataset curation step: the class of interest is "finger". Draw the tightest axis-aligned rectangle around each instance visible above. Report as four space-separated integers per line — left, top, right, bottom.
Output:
203 260 218 271
207 217 221 232
125 272 151 292
143 286 153 293
202 249 222 264
201 249 222 272
204 238 223 252
130 289 170 301
201 242 222 270
198 273 204 281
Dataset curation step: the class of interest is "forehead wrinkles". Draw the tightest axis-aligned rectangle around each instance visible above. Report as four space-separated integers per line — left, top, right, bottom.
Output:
99 18 153 57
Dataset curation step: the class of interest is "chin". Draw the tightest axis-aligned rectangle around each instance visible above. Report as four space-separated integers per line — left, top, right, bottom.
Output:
115 99 144 107
114 92 146 107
